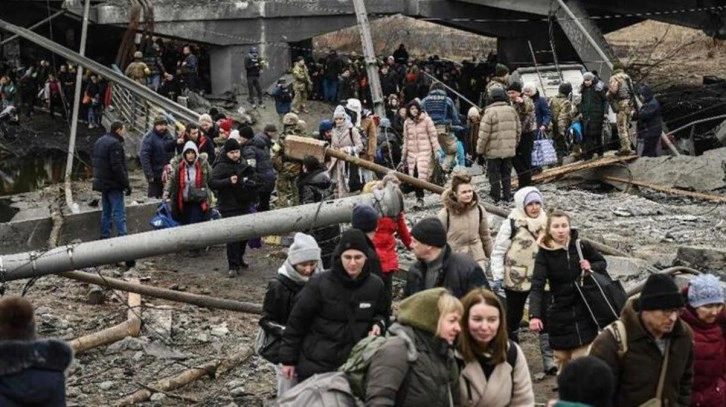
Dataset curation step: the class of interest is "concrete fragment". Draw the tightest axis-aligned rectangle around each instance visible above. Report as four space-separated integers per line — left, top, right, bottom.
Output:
676 246 726 275
625 147 726 192
143 306 174 339
604 255 652 280
87 286 106 305
98 381 115 391
150 392 167 402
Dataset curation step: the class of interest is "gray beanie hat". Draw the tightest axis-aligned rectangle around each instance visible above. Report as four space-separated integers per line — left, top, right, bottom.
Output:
688 274 725 308
287 233 321 266
583 72 595 81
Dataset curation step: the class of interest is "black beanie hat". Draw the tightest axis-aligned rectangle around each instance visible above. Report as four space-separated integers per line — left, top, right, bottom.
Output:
558 356 615 407
239 125 255 140
351 204 380 233
336 229 370 254
224 137 240 152
639 274 684 311
507 82 522 93
411 218 447 248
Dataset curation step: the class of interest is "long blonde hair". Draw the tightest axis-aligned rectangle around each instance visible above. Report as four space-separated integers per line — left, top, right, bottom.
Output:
540 209 571 248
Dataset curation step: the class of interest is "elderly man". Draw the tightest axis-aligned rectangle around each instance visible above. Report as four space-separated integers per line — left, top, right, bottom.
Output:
589 274 694 407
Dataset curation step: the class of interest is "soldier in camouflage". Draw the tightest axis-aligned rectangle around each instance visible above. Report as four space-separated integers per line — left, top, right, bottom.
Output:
549 82 575 165
291 57 313 114
483 63 509 106
607 63 635 155
272 113 306 208
124 51 151 84
507 82 537 189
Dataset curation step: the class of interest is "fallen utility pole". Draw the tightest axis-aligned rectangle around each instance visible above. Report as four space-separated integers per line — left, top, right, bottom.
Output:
603 176 726 203
352 0 385 119
0 192 399 280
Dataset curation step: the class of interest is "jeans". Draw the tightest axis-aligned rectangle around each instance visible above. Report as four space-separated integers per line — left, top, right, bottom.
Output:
487 157 512 202
179 202 204 225
323 77 338 103
100 189 127 238
247 76 263 104
221 208 250 270
513 131 534 188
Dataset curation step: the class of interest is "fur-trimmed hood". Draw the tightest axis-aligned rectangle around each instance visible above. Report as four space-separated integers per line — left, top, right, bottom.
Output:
441 187 480 216
0 339 73 376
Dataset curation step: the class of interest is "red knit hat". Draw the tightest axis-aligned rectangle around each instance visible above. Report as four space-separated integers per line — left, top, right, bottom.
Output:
218 118 233 135
405 73 417 82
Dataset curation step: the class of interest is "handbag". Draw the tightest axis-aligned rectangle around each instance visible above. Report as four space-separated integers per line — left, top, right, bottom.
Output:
531 130 558 167
639 340 671 407
82 92 92 105
255 324 284 363
187 186 208 202
149 201 180 230
573 239 628 330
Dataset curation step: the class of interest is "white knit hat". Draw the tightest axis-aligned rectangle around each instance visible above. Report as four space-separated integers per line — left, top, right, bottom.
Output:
287 233 321 266
688 274 725 308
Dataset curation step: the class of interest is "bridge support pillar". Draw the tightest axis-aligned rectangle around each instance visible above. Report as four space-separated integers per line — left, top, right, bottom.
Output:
496 32 578 71
210 42 292 96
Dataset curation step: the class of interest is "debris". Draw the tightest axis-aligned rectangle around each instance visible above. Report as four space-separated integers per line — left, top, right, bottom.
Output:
676 246 726 276
623 147 726 192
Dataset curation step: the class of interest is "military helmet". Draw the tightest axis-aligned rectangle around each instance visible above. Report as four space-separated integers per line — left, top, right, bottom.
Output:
282 112 299 126
133 51 143 59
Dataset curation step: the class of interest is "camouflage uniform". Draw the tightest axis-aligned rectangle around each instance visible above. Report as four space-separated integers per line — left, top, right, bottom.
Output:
549 94 573 161
124 53 151 85
513 96 536 133
291 60 312 114
608 69 634 154
272 114 306 208
484 77 507 106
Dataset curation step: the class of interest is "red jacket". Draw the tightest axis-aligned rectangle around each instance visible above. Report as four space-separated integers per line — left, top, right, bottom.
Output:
371 213 412 273
681 290 726 407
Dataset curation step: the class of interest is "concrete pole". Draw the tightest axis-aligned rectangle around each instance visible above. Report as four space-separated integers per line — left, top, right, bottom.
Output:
63 0 91 214
0 192 398 280
352 0 385 119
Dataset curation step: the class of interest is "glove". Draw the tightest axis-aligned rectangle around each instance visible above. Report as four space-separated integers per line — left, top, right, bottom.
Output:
125 186 132 197
491 279 503 292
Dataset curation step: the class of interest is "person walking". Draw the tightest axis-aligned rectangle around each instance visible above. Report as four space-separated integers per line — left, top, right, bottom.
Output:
438 170 493 272
140 116 176 198
478 87 521 204
506 82 535 189
244 46 264 108
163 141 213 226
365 288 463 407
636 84 663 158
297 155 339 269
589 274 694 407
457 288 534 407
329 105 363 197
291 57 313 114
607 63 635 155
401 100 442 208
577 72 608 159
528 210 607 371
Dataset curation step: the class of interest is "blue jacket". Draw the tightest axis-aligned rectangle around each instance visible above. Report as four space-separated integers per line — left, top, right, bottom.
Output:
531 92 552 129
0 339 73 407
420 89 461 126
637 85 663 140
271 85 292 114
140 128 176 179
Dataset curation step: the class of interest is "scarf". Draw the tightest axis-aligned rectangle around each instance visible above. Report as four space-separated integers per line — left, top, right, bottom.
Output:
277 259 319 284
510 207 547 237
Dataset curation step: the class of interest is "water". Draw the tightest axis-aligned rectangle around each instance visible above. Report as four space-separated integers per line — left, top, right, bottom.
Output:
0 151 91 196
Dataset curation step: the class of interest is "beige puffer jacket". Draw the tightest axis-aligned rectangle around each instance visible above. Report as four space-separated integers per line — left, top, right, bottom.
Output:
477 102 521 159
437 189 493 266
402 113 440 181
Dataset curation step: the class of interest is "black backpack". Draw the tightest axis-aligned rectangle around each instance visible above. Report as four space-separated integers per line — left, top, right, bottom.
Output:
279 87 292 103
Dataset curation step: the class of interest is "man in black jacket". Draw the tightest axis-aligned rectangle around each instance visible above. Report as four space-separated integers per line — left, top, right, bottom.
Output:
92 121 134 267
209 138 259 277
140 116 176 198
238 125 276 211
405 217 490 298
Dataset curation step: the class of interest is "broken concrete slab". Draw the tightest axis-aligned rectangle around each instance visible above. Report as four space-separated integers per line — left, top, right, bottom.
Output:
603 255 652 280
676 245 726 276
623 147 726 192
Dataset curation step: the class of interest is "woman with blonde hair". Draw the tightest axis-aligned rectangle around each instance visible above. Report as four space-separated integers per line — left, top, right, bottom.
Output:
529 210 607 371
438 169 493 272
401 100 442 208
366 288 463 407
457 288 534 407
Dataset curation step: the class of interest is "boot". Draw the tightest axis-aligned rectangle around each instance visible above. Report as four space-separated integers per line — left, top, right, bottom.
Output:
539 332 558 375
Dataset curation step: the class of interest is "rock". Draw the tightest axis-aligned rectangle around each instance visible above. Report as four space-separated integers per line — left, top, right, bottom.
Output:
142 341 190 360
613 209 632 217
676 246 726 275
210 322 230 337
66 387 81 398
150 392 167 402
230 387 247 397
87 286 106 305
106 337 146 354
144 306 174 338
226 379 246 390
98 381 115 391
626 147 726 192
604 256 652 280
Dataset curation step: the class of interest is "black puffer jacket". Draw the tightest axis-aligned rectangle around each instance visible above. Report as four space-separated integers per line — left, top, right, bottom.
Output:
529 230 607 350
92 132 129 192
278 252 387 381
405 245 490 299
259 273 305 364
242 135 276 184
0 339 73 407
209 154 259 212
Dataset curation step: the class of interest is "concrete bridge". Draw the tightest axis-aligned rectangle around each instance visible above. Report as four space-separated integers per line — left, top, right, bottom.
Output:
60 0 726 93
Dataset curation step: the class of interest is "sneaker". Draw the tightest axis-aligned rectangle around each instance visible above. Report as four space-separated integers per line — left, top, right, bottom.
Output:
227 269 238 278
240 260 250 269
88 123 93 129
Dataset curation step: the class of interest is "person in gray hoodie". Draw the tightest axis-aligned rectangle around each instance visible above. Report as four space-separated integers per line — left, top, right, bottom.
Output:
163 141 213 225
259 232 322 396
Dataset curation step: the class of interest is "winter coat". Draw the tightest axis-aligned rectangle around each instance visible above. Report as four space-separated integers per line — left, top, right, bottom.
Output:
578 82 607 127
165 143 212 218
477 101 521 159
421 89 461 126
360 116 379 162
637 85 663 140
405 244 490 299
324 55 344 80
329 122 364 196
175 132 216 164
278 256 387 381
241 135 276 185
366 323 460 407
530 91 552 129
140 128 176 180
208 154 258 212
372 213 412 273
438 189 493 266
589 299 694 407
271 85 292 114
244 52 262 77
259 273 306 364
680 298 726 407
457 342 534 407
0 339 73 407
297 169 339 269
529 230 606 350
92 132 130 193
490 186 547 292
549 94 573 138
402 112 441 182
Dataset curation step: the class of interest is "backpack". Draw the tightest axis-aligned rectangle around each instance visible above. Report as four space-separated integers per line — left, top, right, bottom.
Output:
371 182 404 219
338 335 387 400
274 372 363 407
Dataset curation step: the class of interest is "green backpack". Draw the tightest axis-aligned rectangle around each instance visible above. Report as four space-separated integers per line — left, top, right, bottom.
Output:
338 335 388 400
